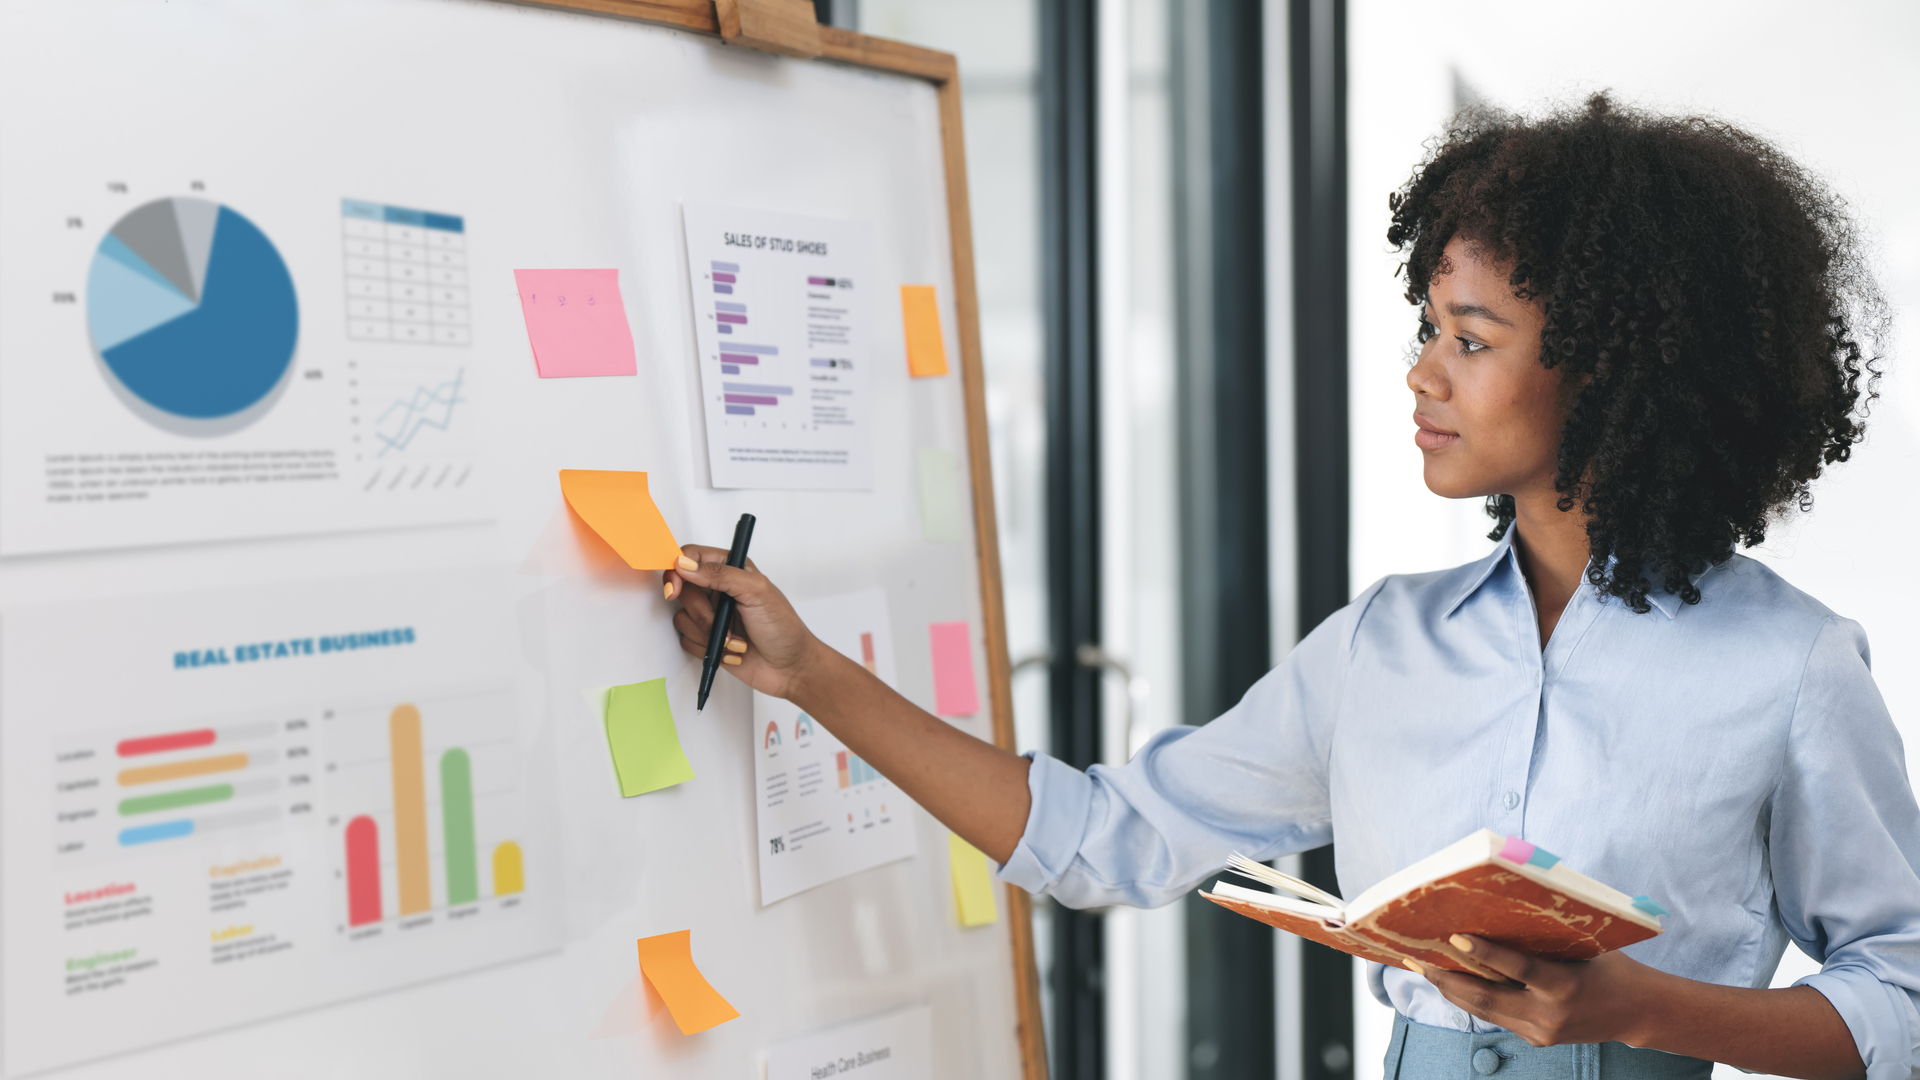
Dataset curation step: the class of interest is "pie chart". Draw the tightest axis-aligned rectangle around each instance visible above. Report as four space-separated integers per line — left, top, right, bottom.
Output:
86 197 299 436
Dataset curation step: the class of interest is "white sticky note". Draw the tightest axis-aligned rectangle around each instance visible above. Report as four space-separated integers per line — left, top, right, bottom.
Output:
916 447 967 544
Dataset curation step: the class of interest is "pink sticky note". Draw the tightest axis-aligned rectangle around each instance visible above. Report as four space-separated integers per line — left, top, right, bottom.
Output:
1497 835 1536 865
928 621 979 717
513 269 637 377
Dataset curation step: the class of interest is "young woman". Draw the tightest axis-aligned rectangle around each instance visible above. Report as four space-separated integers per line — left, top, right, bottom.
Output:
663 96 1912 1080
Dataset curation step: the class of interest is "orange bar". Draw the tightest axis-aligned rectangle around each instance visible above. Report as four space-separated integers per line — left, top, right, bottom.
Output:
118 752 248 787
389 704 431 915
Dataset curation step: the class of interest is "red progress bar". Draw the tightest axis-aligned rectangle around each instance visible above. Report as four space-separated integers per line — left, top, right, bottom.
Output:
346 816 383 926
117 729 217 757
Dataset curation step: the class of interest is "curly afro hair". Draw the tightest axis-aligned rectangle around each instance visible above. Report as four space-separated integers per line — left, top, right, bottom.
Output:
1387 93 1887 613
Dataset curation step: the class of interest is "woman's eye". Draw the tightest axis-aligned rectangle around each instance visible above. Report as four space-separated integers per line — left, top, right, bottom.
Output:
1456 336 1486 355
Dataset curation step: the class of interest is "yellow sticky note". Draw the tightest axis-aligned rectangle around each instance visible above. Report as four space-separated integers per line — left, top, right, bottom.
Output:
637 930 740 1035
900 285 949 378
558 470 682 570
948 833 1000 927
603 679 696 796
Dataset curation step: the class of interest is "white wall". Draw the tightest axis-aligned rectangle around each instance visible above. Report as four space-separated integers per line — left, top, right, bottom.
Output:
1346 2 1920 1073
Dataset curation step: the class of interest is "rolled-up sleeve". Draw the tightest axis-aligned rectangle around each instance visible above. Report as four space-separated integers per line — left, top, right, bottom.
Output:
1773 617 1920 1080
997 584 1377 909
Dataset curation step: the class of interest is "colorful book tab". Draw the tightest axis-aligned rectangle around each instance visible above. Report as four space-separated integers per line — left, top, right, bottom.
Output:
900 285 949 377
948 833 1000 927
603 679 696 797
636 930 740 1035
1631 895 1669 918
1496 834 1560 869
557 470 682 570
928 621 979 717
513 268 637 377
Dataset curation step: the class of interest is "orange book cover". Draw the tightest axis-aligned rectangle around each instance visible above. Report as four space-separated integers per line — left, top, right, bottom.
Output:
1200 830 1665 978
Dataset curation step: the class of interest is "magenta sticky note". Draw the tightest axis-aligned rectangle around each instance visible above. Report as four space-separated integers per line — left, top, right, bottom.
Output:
513 269 638 378
928 620 979 717
1497 835 1535 865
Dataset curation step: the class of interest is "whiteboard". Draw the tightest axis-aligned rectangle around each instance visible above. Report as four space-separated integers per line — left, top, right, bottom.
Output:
0 1 1030 1076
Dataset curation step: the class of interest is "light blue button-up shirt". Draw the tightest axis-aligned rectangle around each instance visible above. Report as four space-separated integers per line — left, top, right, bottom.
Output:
1001 532 1920 1078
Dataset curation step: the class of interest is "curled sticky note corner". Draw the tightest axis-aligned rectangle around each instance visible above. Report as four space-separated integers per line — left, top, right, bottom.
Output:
558 470 682 570
637 930 740 1035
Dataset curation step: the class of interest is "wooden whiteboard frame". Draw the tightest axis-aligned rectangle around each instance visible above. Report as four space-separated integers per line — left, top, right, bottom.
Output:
511 2 1047 1076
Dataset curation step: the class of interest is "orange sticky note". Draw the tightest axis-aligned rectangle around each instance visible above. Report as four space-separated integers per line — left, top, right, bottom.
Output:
557 470 682 569
636 930 740 1035
928 620 979 717
900 284 949 377
514 268 637 377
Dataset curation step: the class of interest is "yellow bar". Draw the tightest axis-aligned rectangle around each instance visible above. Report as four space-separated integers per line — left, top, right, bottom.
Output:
389 704 431 915
118 752 248 787
493 841 524 897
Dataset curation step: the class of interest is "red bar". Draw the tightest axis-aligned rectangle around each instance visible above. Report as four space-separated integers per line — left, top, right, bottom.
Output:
117 729 216 757
346 816 383 926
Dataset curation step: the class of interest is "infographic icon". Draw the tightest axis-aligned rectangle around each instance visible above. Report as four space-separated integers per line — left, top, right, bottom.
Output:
85 197 299 435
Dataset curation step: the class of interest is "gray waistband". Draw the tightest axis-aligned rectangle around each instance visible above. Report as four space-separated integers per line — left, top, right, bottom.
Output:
1385 1012 1714 1080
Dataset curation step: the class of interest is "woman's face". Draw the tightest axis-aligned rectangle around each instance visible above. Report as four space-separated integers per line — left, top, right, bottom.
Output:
1407 238 1562 501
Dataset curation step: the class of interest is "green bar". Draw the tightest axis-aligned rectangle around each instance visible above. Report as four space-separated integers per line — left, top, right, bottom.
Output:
119 784 232 816
441 748 478 906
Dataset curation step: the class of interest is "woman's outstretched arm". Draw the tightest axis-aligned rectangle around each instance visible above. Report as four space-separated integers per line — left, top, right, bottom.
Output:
664 545 1033 863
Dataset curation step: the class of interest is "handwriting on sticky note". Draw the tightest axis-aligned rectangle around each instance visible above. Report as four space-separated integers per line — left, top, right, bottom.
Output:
637 930 740 1035
514 268 637 377
558 470 682 570
948 834 1000 927
916 447 967 544
603 679 696 797
928 621 979 717
900 285 949 378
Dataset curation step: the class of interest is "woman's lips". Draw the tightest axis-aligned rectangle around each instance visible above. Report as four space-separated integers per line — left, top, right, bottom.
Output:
1413 413 1459 451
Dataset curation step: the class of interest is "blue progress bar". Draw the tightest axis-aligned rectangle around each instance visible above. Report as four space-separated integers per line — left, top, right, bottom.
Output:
119 819 195 846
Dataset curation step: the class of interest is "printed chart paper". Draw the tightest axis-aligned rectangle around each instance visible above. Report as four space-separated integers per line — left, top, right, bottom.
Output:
752 588 917 904
0 570 557 1076
682 204 874 490
767 1004 933 1080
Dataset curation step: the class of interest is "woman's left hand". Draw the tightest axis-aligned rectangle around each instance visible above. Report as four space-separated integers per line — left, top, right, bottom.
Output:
1418 936 1657 1047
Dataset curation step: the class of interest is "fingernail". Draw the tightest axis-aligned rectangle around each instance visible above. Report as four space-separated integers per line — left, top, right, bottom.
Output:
664 582 675 600
1405 958 1424 974
722 654 742 666
726 637 747 653
1450 934 1474 953
677 555 698 572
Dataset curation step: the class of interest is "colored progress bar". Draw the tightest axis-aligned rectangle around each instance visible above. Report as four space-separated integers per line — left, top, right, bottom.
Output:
118 750 270 787
118 777 279 816
116 720 276 758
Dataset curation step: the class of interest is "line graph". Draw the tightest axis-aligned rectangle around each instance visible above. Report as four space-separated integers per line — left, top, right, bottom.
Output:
374 369 464 456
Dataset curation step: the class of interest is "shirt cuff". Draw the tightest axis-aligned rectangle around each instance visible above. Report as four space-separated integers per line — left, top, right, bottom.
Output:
1798 965 1920 1080
995 751 1095 895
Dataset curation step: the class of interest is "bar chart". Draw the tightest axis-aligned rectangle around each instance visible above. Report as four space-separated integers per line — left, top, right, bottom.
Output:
324 685 528 935
52 714 316 861
835 750 881 789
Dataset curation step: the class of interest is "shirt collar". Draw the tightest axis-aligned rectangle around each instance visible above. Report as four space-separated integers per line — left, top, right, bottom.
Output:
1442 525 1715 620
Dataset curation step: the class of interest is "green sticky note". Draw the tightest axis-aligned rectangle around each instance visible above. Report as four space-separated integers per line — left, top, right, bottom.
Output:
603 678 696 796
917 447 967 544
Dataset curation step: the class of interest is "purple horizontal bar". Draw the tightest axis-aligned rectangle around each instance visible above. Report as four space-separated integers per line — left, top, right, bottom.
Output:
725 394 779 406
715 301 747 312
711 261 739 272
807 276 830 285
725 404 755 416
719 353 760 365
717 324 732 334
721 343 777 355
713 272 737 283
810 358 836 368
721 364 740 374
723 382 792 395
716 313 747 325
713 284 734 294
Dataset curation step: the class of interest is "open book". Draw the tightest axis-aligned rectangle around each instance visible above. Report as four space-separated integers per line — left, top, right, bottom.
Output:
1201 830 1666 979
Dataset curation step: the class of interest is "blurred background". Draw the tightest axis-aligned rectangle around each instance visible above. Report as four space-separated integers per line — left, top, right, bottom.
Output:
818 1 1920 1078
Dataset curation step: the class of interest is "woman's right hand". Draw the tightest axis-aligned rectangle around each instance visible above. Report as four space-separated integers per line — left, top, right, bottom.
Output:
663 545 830 701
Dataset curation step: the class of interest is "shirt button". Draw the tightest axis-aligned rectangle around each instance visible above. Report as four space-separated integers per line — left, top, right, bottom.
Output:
1473 1048 1503 1075
1502 791 1519 810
